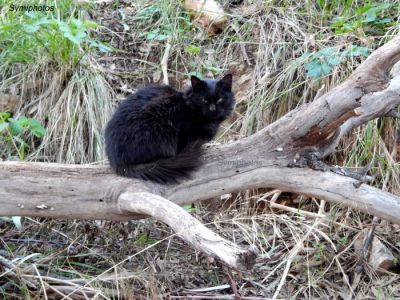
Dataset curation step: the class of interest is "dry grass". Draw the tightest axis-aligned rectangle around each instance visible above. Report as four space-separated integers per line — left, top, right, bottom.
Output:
0 58 115 163
1 0 400 299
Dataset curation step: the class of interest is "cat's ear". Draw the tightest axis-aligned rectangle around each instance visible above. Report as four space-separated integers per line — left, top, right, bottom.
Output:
217 74 232 90
191 76 205 90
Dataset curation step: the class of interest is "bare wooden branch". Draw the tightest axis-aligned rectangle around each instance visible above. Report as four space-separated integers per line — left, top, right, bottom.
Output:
322 75 400 156
1 34 400 269
260 34 400 154
161 42 172 85
1 162 400 224
119 192 256 270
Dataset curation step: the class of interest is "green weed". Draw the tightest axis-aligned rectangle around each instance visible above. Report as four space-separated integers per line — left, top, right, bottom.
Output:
332 2 396 34
0 9 112 68
312 242 327 260
302 45 371 78
0 0 115 163
137 2 191 42
0 112 46 160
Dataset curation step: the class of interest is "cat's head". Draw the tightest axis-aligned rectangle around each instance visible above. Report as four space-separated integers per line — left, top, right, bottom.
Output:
187 74 235 120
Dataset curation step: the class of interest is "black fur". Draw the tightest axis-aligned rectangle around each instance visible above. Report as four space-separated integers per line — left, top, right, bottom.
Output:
104 74 235 184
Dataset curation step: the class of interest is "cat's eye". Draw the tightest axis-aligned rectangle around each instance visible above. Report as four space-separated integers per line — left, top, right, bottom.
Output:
217 98 223 104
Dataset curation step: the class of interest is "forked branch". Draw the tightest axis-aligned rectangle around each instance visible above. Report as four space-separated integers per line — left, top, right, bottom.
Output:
1 34 400 270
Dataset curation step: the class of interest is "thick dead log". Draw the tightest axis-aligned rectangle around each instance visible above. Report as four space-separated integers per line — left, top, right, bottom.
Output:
1 34 400 269
1 162 400 223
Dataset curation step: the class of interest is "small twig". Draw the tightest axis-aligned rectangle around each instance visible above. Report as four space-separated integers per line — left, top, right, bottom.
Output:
4 238 72 248
184 284 230 293
314 84 326 100
161 42 172 85
258 191 355 230
330 165 374 187
43 285 97 299
270 200 327 219
355 216 380 274
231 22 252 66
44 286 73 300
171 295 271 300
0 255 15 271
33 264 48 300
0 255 37 290
363 217 379 257
269 191 327 219
223 266 240 299
272 218 322 299
318 199 326 215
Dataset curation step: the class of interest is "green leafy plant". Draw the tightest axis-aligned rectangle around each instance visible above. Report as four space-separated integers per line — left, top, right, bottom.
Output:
136 4 163 21
185 45 201 55
338 236 348 246
312 242 327 260
182 204 199 213
332 3 395 34
0 10 112 67
189 71 204 79
137 3 191 42
135 232 157 245
303 45 371 78
141 26 175 41
203 65 223 76
0 112 46 160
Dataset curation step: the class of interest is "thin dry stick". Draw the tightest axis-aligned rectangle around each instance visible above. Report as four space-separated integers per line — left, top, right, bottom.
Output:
22 273 108 299
45 286 73 300
318 199 326 215
272 221 322 299
268 191 327 219
161 42 172 85
231 23 251 66
0 256 37 289
272 193 327 299
23 274 92 288
270 200 327 219
313 84 326 100
258 191 357 230
62 237 168 299
336 256 353 299
33 264 48 300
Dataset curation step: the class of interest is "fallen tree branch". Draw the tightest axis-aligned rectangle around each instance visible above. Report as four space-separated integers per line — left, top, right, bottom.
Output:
1 162 399 224
1 34 400 269
119 192 257 270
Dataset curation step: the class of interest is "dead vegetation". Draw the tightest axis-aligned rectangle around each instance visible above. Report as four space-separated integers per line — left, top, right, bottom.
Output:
1 0 400 299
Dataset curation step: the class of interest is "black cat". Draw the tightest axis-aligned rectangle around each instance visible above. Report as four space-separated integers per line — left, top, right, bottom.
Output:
104 74 235 184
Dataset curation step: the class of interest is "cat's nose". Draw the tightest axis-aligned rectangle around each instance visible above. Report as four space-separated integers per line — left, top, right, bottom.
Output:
209 104 216 111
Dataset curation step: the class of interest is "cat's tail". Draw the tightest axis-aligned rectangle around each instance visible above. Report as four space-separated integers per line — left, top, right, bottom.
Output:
115 141 204 184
